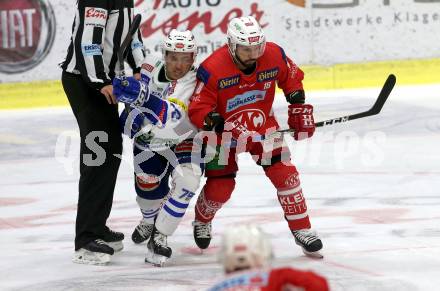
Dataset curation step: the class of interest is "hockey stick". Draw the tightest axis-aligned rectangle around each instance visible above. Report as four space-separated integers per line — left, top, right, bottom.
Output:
117 14 142 86
257 74 396 141
288 74 395 130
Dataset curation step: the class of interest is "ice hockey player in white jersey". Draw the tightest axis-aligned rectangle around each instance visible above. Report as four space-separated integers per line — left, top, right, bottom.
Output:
112 29 201 266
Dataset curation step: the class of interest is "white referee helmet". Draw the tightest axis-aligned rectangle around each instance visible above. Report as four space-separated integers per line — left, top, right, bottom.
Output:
219 224 273 273
162 29 197 59
227 16 266 58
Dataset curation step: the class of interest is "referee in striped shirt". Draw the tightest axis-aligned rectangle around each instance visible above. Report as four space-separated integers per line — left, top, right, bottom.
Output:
60 0 145 265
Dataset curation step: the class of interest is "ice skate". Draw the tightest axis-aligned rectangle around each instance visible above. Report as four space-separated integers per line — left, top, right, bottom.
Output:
292 229 323 259
193 220 212 250
145 227 172 267
72 239 114 265
102 229 124 252
132 219 154 244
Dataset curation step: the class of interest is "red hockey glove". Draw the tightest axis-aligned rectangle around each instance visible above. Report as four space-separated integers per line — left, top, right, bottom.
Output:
288 103 315 140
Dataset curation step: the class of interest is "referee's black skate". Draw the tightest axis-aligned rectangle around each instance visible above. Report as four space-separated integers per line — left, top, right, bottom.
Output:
72 239 114 265
102 229 124 252
132 219 154 244
193 220 212 250
145 227 172 267
292 229 323 258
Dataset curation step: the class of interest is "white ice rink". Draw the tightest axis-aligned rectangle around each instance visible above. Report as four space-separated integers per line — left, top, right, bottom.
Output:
1 84 440 290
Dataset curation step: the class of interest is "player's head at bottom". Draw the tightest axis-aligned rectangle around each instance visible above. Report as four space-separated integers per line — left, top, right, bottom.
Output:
219 224 274 274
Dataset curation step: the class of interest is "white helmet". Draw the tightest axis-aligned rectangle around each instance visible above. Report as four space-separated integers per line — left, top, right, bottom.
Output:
162 29 197 59
227 16 266 58
219 225 273 273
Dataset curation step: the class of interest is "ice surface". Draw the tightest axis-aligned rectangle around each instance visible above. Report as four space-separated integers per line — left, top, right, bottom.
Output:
1 84 439 290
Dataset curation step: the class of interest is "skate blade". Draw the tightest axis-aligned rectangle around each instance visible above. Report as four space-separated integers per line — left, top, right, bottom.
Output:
302 249 324 259
105 241 124 252
145 251 170 267
72 250 111 265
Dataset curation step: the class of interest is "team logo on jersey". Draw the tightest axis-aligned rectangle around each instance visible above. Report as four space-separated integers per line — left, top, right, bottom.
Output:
142 63 154 72
257 68 279 82
225 109 266 130
226 90 266 112
218 75 240 89
136 174 160 191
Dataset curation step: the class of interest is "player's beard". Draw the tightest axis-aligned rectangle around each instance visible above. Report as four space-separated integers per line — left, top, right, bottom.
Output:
243 59 257 67
236 55 257 69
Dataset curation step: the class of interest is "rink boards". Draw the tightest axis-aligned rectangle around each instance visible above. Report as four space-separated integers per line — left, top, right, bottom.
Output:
1 57 439 110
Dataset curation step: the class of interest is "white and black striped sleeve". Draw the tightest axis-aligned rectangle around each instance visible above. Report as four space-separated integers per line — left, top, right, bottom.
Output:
75 0 111 90
127 28 146 74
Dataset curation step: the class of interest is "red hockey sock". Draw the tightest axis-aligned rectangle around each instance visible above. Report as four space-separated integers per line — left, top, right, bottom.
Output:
195 177 235 223
265 161 311 230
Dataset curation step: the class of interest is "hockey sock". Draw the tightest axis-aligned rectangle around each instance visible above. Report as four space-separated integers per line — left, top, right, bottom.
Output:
265 161 311 230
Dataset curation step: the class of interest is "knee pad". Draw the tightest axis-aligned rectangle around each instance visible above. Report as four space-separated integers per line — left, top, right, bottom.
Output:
264 161 300 190
172 163 202 193
203 176 236 203
135 172 169 200
155 163 203 236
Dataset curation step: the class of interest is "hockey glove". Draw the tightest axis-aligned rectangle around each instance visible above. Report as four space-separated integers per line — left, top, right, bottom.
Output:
113 74 150 107
204 111 225 133
119 107 146 138
288 103 315 140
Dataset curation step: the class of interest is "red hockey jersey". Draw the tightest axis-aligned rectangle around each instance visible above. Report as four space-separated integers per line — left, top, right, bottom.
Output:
189 42 304 134
208 267 329 291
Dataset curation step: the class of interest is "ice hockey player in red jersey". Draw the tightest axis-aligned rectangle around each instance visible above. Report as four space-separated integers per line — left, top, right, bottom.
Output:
208 225 329 291
188 16 323 257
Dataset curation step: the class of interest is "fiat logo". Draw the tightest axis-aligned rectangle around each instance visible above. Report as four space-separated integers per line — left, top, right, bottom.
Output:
0 0 56 73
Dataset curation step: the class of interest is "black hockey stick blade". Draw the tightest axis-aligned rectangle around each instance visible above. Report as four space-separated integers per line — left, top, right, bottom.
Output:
275 74 396 135
118 14 142 74
315 73 396 127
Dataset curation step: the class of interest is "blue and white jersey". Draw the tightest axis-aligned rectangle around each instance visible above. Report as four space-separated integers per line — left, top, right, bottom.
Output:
134 55 198 150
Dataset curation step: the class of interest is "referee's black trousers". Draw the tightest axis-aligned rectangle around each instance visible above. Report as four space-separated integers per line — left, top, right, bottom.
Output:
62 71 122 250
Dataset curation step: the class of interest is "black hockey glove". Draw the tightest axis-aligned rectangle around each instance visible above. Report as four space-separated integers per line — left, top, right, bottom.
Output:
203 111 225 133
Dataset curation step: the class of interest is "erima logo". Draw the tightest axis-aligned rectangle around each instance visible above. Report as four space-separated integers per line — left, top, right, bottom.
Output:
218 75 240 89
226 90 266 112
257 68 279 82
82 44 101 56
